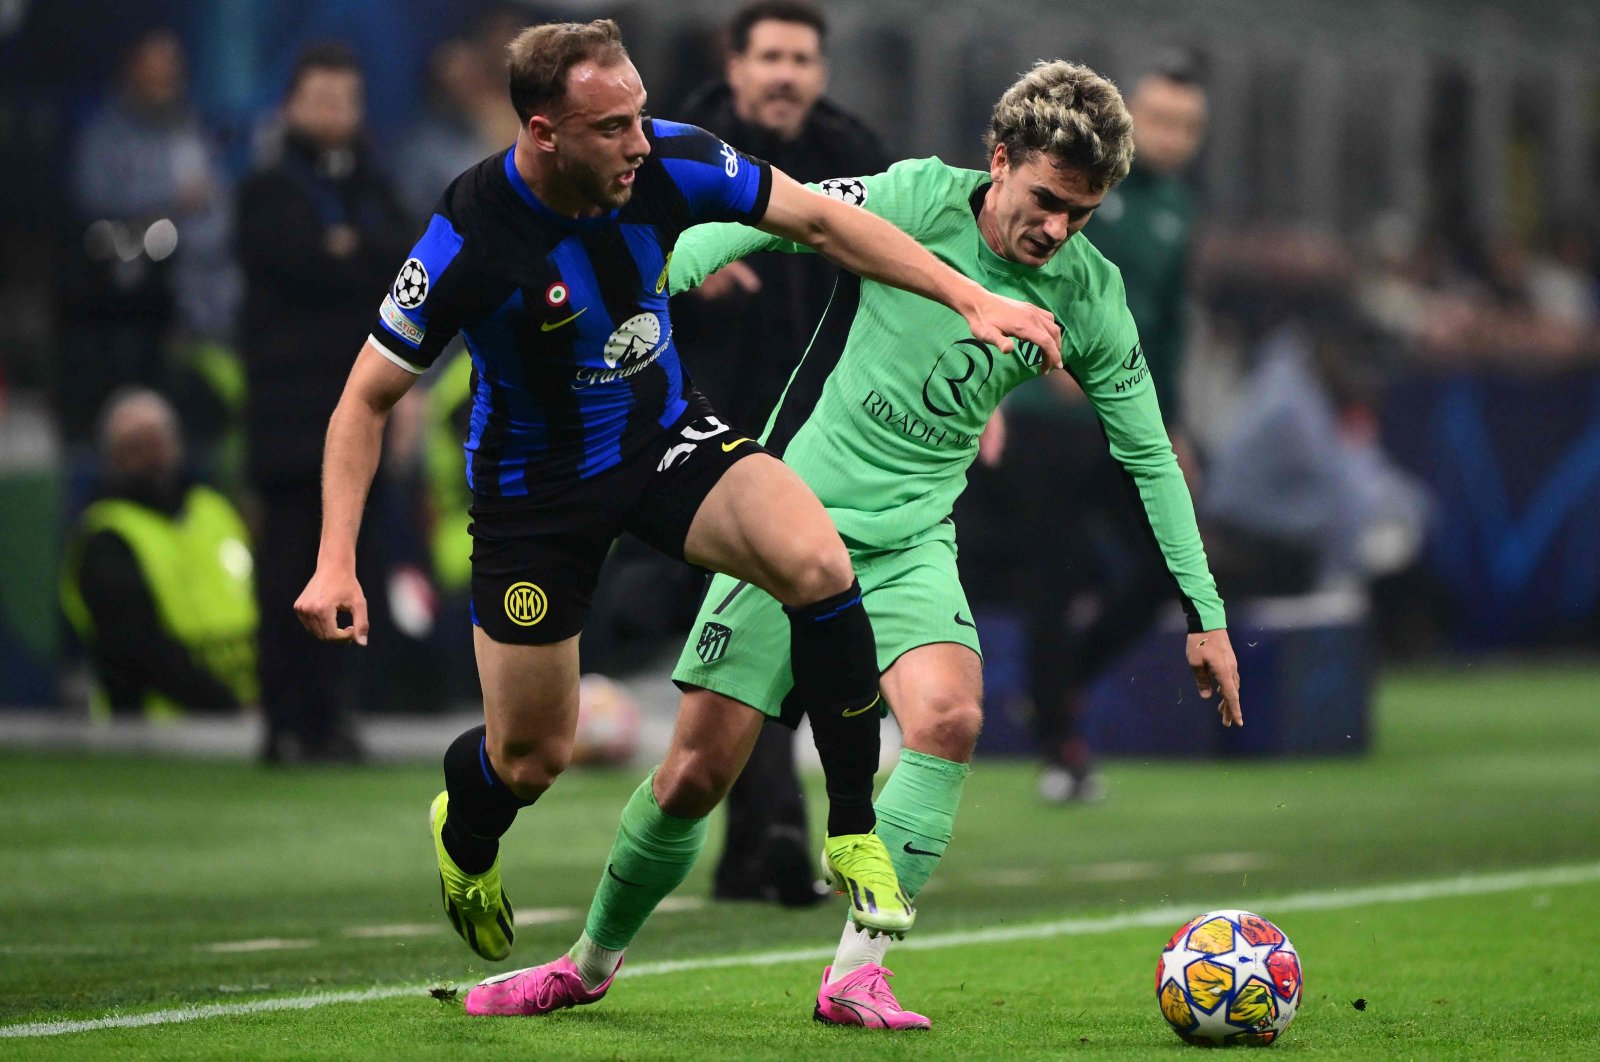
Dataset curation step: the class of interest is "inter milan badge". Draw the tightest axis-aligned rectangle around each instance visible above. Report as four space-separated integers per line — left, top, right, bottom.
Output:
393 258 429 308
696 621 732 664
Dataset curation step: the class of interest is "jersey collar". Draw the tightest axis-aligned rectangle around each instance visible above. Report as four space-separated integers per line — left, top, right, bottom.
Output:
502 149 620 229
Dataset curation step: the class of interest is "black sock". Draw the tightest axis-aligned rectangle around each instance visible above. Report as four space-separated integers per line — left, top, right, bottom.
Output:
441 725 532 874
784 580 880 836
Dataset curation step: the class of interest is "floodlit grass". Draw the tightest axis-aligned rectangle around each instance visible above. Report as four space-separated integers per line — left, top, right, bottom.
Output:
3 661 1597 1058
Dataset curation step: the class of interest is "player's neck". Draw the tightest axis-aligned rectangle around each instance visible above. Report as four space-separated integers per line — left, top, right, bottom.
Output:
512 135 608 219
974 185 1009 262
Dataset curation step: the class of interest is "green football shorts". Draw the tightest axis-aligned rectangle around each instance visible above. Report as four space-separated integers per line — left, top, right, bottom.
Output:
672 536 982 723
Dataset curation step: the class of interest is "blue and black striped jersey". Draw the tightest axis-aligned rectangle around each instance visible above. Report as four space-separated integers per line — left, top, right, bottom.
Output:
368 120 771 502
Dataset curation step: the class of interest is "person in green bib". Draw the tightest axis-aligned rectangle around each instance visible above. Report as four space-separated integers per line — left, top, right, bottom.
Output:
60 389 258 719
510 59 1243 1029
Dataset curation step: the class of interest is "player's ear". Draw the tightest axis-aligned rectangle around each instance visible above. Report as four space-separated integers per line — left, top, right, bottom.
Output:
526 113 559 153
989 143 1009 183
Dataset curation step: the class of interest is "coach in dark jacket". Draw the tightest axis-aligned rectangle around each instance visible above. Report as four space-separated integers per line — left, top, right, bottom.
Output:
672 1 888 906
673 1 888 436
236 43 411 762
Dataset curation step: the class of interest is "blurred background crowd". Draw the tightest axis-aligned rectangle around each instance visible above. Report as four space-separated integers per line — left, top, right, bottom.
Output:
1 0 1597 800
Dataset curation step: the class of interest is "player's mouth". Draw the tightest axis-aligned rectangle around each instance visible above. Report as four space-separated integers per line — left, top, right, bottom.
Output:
616 169 637 188
1022 235 1056 258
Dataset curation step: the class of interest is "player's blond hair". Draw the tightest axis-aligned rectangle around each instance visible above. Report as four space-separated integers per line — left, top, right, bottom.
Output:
985 61 1134 193
506 19 630 122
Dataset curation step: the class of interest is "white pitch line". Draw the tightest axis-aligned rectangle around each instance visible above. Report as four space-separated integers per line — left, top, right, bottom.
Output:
199 939 318 954
5 860 1598 1040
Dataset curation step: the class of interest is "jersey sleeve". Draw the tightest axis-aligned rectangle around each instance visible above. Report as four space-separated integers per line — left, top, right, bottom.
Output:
667 157 941 295
1069 285 1227 632
368 212 471 374
649 120 772 226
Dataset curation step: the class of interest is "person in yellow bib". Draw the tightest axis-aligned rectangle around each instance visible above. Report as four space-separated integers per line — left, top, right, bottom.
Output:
60 389 258 719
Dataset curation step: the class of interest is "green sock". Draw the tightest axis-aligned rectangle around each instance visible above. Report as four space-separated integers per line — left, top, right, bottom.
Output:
872 748 969 898
581 771 709 951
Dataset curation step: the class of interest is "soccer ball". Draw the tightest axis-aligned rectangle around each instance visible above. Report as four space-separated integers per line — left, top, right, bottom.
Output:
1155 909 1302 1046
393 257 429 308
571 674 642 767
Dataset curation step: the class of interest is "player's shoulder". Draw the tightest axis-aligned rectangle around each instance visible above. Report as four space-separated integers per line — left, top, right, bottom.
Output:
877 156 978 197
1052 231 1130 305
645 118 732 163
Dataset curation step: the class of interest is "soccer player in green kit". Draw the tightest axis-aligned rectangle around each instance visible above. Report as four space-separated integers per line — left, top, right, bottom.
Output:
470 59 1242 1029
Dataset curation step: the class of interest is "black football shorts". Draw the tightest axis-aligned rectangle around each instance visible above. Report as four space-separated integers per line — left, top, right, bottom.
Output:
469 393 767 645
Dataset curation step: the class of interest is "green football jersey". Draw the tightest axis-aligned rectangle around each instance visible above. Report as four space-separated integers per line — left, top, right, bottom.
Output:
669 156 1225 630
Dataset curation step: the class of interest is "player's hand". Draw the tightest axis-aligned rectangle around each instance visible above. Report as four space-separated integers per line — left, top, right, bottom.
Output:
694 261 762 301
294 565 369 646
961 288 1062 370
1187 628 1242 727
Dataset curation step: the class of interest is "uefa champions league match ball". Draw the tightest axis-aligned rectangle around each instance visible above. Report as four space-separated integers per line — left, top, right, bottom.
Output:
1155 909 1302 1046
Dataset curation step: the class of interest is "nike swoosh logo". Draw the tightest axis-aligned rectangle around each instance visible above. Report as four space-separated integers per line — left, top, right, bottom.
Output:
655 255 672 294
903 841 941 857
720 437 753 453
606 863 645 887
540 307 588 331
841 693 881 718
953 613 976 629
827 995 890 1028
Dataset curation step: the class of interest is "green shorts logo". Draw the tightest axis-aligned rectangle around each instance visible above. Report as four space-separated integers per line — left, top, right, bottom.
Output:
696 621 732 664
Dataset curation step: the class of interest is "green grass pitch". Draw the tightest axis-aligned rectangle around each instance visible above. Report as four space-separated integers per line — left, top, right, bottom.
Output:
3 660 1599 1058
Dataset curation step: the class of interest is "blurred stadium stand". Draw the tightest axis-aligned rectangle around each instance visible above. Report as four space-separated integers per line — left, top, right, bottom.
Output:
1 0 1596 760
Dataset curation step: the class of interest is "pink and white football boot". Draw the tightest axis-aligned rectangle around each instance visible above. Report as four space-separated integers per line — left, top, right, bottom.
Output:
813 964 931 1030
464 954 619 1017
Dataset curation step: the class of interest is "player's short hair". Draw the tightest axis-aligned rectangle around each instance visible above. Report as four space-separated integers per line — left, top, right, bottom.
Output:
728 0 828 54
506 19 631 122
286 41 362 98
985 60 1134 194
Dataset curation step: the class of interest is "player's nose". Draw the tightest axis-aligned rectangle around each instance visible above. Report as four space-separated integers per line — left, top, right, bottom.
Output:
626 125 650 159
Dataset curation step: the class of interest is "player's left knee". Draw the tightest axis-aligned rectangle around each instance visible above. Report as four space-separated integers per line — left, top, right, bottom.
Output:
774 539 855 605
653 753 734 818
905 698 983 761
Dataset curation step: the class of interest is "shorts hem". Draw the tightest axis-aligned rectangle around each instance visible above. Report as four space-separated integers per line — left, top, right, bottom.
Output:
671 669 788 726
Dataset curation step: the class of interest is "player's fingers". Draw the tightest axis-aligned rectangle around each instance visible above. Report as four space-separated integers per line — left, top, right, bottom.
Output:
1192 662 1215 699
973 323 1014 353
352 598 370 647
1029 313 1064 369
1220 670 1243 727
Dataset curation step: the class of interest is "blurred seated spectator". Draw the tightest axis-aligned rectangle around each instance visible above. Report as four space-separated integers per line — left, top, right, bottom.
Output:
1200 311 1431 598
62 27 240 444
59 389 258 719
395 38 500 220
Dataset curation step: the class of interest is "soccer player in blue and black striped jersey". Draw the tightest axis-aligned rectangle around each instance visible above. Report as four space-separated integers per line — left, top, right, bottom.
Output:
293 19 1060 1008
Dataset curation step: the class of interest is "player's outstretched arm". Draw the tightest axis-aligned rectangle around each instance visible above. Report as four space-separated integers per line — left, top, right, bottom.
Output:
756 169 1063 368
1187 629 1243 727
294 341 418 646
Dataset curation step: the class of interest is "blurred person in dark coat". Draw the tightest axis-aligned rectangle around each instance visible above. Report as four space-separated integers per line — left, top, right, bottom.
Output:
61 27 237 444
60 389 257 719
236 42 412 763
671 0 888 906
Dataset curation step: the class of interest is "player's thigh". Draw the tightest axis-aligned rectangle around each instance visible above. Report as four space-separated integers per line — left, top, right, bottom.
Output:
860 539 986 761
672 572 795 722
681 453 853 606
627 394 851 605
654 686 766 817
474 626 582 757
468 522 609 767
